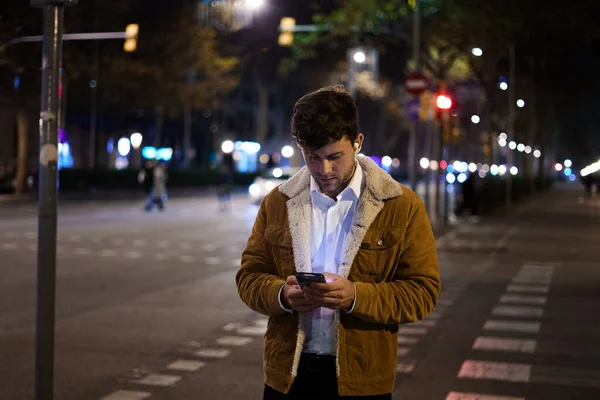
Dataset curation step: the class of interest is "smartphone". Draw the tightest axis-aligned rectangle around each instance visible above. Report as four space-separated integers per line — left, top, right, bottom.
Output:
296 272 326 289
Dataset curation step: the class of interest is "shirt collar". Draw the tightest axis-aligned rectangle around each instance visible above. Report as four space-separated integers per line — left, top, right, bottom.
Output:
310 160 363 202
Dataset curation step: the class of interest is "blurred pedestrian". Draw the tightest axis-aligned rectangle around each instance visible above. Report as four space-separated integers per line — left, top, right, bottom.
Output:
455 173 479 220
145 163 168 211
217 165 233 212
236 85 440 399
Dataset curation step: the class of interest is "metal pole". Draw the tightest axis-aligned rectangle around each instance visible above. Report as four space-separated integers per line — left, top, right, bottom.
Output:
506 44 515 207
407 0 420 191
31 1 75 399
89 38 98 168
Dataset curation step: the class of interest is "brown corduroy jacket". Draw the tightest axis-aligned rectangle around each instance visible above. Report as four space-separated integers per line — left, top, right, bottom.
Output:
236 156 440 396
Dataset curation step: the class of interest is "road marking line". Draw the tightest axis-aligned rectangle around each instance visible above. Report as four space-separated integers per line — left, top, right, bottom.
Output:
133 240 147 247
90 236 102 243
425 313 442 320
166 360 206 372
492 305 544 318
236 326 267 336
74 248 92 256
205 257 221 265
25 232 37 239
511 277 552 285
500 294 547 305
254 318 268 327
100 390 152 400
396 360 416 373
217 336 252 346
193 348 231 358
483 320 541 334
201 243 217 251
515 270 554 278
125 251 143 259
413 319 437 327
397 347 411 357
495 226 519 250
155 253 168 260
397 336 419 345
179 255 194 263
157 241 170 248
179 242 192 250
133 373 181 386
68 235 82 242
458 360 531 382
222 322 243 331
1 243 17 250
232 259 241 267
100 250 116 257
506 284 549 294
398 326 428 335
473 336 537 354
445 392 524 400
229 245 242 253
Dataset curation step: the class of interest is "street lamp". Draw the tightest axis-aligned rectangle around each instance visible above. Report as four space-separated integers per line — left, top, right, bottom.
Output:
472 47 483 57
533 150 541 158
130 132 143 149
517 99 525 108
564 159 572 168
419 157 430 169
117 137 131 157
281 145 294 158
471 115 480 124
508 141 517 150
221 140 234 154
353 51 366 63
499 82 508 91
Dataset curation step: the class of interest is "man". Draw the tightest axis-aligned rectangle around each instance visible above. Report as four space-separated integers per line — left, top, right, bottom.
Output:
236 85 440 399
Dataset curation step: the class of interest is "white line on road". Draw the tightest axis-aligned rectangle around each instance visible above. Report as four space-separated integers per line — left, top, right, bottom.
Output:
100 249 117 257
205 257 221 265
216 336 253 346
473 336 537 354
397 336 420 345
458 360 531 382
74 248 92 256
166 360 206 372
179 255 194 263
101 390 152 400
254 318 269 327
155 253 168 260
68 235 82 242
133 240 147 247
133 373 181 386
398 326 428 335
125 251 143 259
157 241 170 248
90 236 102 243
483 320 541 334
511 277 552 285
412 319 437 327
397 347 411 357
25 232 37 239
229 245 242 254
492 305 544 318
500 294 547 305
506 284 549 294
201 243 217 251
193 348 231 358
236 326 267 336
396 360 416 373
446 392 524 400
495 226 519 250
1 243 17 250
179 242 192 250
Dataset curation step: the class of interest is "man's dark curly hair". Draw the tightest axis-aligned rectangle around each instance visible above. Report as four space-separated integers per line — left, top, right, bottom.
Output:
291 85 359 150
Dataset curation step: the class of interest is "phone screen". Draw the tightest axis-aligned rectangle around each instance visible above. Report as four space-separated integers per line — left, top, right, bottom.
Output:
296 273 326 289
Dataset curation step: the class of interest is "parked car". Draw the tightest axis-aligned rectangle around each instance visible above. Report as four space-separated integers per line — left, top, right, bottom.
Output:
248 167 300 204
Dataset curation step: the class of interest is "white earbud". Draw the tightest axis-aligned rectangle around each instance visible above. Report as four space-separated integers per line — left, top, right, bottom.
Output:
353 142 359 153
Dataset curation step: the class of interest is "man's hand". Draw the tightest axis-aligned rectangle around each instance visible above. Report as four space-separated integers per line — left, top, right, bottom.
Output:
281 276 319 313
304 273 355 311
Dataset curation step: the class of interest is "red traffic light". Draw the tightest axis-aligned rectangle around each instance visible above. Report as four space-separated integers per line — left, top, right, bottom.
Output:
436 94 452 110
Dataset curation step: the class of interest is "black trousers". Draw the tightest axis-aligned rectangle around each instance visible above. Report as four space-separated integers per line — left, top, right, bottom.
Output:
263 354 392 400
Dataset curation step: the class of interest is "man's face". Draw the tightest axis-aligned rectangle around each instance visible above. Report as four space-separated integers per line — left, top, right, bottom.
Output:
301 134 364 199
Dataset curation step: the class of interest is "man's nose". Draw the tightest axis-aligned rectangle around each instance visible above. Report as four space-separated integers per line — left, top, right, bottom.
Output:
319 160 333 176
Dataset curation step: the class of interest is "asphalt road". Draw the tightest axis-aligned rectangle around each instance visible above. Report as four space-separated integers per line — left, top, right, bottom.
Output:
1 185 600 400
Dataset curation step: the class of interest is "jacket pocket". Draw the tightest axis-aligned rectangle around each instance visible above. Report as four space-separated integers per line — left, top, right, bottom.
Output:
352 228 403 282
264 225 295 277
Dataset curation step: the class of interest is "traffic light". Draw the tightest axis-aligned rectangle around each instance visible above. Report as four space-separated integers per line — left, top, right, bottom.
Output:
436 94 452 110
124 24 139 52
278 17 295 46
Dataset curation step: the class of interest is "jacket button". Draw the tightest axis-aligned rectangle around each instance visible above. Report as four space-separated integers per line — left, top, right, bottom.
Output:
377 239 383 246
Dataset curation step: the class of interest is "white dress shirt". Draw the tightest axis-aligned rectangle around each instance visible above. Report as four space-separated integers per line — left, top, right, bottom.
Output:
303 162 363 355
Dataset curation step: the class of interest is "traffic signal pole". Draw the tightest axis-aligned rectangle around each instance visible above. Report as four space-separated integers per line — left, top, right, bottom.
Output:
30 1 76 399
407 0 421 191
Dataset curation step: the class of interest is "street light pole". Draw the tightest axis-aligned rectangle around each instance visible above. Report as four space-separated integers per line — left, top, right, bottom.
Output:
407 0 421 192
506 44 516 207
30 1 76 399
